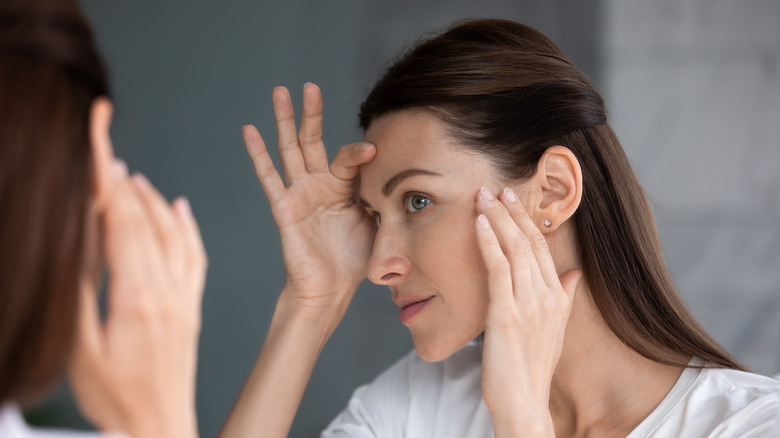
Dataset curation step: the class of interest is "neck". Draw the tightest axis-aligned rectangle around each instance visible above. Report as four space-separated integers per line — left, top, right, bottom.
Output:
548 287 684 438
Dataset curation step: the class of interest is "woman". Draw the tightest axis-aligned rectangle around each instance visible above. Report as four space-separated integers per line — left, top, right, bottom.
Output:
222 19 780 437
0 0 207 437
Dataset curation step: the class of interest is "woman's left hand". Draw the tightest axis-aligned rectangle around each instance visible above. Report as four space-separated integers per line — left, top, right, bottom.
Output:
474 187 582 437
68 162 206 438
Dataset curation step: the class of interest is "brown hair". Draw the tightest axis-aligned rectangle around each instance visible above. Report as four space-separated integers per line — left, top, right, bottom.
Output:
0 0 110 403
360 19 743 370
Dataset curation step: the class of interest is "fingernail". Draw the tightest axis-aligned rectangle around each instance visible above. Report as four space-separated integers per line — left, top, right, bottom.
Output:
113 160 128 177
132 173 150 190
477 214 490 229
479 187 494 207
503 188 517 203
304 81 313 89
361 143 375 151
176 197 192 216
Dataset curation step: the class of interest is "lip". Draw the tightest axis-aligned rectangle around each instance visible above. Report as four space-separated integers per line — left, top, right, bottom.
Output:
394 295 435 325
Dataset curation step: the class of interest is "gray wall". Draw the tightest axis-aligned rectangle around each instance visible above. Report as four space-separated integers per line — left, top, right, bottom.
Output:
31 0 777 437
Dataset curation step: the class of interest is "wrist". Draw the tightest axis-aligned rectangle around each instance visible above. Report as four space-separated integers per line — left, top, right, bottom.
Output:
121 405 198 438
274 284 353 335
486 389 554 438
491 410 554 438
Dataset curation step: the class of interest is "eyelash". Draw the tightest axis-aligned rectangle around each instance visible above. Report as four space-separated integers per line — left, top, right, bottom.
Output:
368 193 432 226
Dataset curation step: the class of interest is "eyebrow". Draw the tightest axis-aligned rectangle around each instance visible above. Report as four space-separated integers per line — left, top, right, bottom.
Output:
383 169 442 196
360 169 442 208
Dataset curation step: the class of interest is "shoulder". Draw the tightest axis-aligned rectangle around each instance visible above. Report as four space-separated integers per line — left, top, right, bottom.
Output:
320 349 425 437
672 367 780 436
694 366 780 403
691 367 780 436
632 365 780 438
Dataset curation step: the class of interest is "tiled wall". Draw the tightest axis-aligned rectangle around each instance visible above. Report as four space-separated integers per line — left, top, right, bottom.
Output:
604 0 780 374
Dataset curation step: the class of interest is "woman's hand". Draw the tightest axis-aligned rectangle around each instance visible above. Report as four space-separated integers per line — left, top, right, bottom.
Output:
217 84 375 438
474 187 581 437
69 161 207 438
243 83 376 327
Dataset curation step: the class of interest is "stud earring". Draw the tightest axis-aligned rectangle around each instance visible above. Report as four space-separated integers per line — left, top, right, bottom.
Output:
544 219 552 228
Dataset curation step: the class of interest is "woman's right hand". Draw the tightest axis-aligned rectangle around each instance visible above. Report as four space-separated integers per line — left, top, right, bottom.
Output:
243 83 376 326
217 84 375 438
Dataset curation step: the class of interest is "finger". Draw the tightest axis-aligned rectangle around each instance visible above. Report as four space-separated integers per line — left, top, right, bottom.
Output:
330 142 376 181
498 188 559 288
243 124 286 204
103 174 164 292
172 197 208 298
298 83 329 173
476 187 540 292
558 269 582 303
130 173 185 277
272 86 307 183
475 213 514 306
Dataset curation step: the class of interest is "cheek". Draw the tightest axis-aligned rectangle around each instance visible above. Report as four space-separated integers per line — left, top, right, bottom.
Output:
414 206 490 305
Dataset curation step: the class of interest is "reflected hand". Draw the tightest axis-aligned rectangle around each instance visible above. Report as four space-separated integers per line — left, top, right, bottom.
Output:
474 187 581 437
243 84 376 325
69 162 207 438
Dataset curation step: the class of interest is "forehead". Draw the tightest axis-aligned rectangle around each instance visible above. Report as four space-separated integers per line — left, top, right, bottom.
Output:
360 110 494 186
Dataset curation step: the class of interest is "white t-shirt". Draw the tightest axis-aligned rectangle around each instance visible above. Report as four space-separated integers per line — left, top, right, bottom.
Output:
0 404 125 438
322 342 780 437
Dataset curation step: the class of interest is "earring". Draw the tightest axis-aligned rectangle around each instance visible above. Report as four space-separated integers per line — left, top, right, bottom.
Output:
544 219 552 228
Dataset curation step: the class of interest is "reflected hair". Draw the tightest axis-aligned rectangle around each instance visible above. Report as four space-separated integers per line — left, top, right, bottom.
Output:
0 0 109 403
359 18 743 370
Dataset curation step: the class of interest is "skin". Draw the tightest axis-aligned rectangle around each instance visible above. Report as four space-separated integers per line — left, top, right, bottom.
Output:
360 109 584 433
221 84 685 438
359 110 499 361
66 98 207 438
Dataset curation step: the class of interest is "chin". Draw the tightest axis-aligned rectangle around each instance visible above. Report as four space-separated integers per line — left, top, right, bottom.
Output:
412 334 465 363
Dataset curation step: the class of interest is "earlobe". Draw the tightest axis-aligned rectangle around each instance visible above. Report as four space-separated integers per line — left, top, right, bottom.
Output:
89 97 115 208
532 146 582 232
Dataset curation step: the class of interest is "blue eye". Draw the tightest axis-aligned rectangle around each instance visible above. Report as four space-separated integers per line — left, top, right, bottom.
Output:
405 194 431 212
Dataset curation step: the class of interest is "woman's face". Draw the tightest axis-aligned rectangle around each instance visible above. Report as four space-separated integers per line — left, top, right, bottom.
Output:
360 110 512 362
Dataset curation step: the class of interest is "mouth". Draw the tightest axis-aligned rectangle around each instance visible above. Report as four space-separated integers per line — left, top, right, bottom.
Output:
395 295 435 325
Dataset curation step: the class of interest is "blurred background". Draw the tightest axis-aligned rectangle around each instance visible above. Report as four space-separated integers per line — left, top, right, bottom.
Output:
27 0 779 436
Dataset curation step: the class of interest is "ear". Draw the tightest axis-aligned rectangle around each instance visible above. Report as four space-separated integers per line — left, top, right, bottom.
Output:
89 97 115 208
527 145 582 233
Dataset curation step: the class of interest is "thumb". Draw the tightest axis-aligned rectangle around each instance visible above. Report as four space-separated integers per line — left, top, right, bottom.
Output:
559 269 583 303
69 279 102 380
329 142 376 181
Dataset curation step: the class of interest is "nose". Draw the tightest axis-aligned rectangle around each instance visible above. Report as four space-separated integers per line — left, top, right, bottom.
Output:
366 224 411 285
